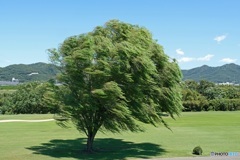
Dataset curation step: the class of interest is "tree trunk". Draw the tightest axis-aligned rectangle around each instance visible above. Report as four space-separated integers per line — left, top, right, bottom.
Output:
86 132 95 153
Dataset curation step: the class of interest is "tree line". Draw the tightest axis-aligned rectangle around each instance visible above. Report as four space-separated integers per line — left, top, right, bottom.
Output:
0 81 59 114
1 79 240 115
182 80 240 111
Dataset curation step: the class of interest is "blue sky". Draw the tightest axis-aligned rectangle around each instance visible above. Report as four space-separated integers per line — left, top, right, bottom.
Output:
0 0 239 69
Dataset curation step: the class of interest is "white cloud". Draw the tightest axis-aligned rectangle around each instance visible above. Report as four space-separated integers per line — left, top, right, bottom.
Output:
197 54 214 61
177 54 215 63
176 48 184 55
214 34 227 43
220 58 237 63
177 57 195 63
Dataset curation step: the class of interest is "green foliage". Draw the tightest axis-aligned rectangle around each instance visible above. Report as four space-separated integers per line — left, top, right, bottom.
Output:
182 80 240 111
2 82 59 114
209 99 240 111
184 80 198 90
197 80 215 96
48 20 183 152
0 93 12 114
182 82 209 111
192 146 203 155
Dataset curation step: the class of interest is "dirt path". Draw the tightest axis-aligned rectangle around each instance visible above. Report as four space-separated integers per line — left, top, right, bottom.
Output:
0 119 55 123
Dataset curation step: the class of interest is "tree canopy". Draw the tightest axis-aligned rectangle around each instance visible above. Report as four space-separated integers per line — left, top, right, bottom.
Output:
48 20 183 152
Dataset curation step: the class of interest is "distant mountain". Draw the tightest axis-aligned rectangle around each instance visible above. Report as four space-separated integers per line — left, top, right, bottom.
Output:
0 62 59 82
1 62 240 84
182 63 240 83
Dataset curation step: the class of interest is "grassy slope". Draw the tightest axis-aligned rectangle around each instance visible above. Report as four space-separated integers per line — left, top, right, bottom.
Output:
0 112 240 160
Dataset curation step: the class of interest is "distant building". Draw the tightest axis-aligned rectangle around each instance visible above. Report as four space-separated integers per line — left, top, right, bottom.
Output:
12 77 19 82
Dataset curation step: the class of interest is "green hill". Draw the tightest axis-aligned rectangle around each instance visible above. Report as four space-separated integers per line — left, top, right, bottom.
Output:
0 62 59 82
182 63 240 83
1 62 240 83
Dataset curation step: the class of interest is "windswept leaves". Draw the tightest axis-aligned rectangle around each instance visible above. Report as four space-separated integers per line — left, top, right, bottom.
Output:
48 20 182 151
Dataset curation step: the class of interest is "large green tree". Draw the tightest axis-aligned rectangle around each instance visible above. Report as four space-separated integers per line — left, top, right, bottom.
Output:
48 20 182 152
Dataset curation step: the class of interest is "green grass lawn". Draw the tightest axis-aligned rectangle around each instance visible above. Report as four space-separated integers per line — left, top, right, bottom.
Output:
0 112 240 160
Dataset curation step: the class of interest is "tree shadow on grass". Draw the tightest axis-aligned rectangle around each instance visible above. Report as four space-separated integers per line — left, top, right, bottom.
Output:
27 138 166 160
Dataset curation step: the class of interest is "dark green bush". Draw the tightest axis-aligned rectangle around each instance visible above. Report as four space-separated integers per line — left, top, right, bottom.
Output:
193 146 203 155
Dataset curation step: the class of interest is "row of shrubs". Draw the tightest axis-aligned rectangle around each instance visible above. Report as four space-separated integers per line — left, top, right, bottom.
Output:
0 82 59 115
183 98 240 111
